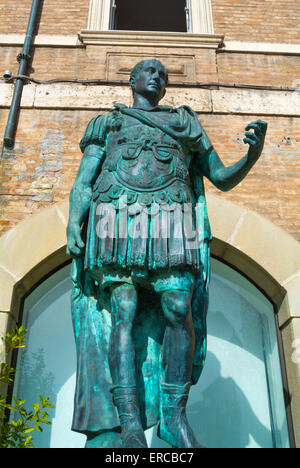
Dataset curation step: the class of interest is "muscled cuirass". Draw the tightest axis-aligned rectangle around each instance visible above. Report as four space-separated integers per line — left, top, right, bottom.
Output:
92 117 194 206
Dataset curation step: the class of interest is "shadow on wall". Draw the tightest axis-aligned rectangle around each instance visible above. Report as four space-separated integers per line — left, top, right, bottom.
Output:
149 352 272 449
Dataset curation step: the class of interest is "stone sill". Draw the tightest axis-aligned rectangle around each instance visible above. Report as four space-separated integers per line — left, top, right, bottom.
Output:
78 30 225 49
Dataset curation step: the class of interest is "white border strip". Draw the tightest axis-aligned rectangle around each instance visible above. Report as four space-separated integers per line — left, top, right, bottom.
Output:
223 41 300 55
0 34 80 48
1 83 299 116
1 34 299 55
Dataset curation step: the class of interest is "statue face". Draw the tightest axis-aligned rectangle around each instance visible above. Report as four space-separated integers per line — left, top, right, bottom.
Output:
133 60 167 103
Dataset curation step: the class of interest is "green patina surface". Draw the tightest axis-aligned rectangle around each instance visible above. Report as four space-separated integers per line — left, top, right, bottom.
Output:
67 59 267 448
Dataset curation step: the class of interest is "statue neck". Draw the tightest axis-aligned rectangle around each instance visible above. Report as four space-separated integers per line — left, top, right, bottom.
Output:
132 93 160 110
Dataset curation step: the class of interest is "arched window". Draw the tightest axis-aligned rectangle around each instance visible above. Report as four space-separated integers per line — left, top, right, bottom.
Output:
12 259 290 448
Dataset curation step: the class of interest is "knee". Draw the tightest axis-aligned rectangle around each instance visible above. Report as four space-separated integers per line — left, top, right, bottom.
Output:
111 284 137 328
161 290 191 327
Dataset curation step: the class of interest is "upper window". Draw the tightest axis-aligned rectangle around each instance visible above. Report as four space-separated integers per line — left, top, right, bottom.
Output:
110 0 190 32
85 0 216 35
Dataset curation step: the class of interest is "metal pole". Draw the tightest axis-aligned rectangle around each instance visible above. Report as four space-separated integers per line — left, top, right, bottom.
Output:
109 0 117 30
3 0 41 149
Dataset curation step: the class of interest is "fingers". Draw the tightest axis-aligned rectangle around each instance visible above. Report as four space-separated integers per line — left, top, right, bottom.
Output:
76 234 85 249
67 237 85 258
66 224 85 257
244 120 267 148
257 119 268 134
243 131 258 146
245 123 262 138
245 120 268 137
243 138 256 146
246 119 268 129
67 244 81 257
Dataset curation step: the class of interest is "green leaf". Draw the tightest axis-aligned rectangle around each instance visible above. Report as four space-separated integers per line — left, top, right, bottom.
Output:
24 427 35 434
24 435 33 446
33 403 40 413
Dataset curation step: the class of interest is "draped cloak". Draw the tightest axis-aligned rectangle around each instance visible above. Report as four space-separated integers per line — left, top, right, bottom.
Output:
71 104 213 435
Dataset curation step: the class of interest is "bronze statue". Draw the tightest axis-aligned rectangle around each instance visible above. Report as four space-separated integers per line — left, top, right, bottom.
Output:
66 59 267 448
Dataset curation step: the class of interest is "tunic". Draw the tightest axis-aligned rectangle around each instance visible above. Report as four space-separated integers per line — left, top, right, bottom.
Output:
80 104 213 279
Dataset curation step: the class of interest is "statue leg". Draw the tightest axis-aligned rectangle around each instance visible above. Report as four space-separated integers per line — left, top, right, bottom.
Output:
108 282 148 448
158 289 203 448
109 282 138 386
161 290 195 385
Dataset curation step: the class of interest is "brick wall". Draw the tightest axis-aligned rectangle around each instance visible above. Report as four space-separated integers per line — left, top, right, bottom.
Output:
1 45 299 89
212 0 300 43
217 52 300 88
203 114 300 240
0 0 90 35
0 107 299 241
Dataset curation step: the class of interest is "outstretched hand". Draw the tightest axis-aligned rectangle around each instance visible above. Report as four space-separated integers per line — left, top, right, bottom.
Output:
244 120 268 161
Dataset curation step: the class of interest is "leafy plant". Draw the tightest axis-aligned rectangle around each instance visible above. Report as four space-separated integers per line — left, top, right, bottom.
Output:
0 326 55 448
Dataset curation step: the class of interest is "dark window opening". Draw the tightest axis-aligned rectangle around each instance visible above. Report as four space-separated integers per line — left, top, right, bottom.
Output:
111 0 188 33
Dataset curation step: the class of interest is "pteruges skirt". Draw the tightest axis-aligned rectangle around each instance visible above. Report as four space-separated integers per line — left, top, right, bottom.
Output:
84 199 209 278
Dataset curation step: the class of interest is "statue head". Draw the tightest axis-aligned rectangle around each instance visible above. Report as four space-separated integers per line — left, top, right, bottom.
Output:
129 59 168 105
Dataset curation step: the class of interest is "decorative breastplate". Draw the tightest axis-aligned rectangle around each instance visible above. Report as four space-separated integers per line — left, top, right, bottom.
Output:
92 124 193 206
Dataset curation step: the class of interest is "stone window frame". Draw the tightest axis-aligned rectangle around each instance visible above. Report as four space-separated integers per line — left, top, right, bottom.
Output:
80 0 223 48
87 0 214 33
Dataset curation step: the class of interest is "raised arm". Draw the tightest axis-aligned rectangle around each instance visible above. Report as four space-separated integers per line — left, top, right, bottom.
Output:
67 144 104 257
200 120 267 192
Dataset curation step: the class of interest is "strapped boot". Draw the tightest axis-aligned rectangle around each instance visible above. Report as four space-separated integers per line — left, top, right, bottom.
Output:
158 382 205 448
111 385 148 448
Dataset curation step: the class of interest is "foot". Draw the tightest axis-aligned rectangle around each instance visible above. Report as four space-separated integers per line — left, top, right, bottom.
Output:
122 430 148 448
110 385 148 448
158 413 204 449
121 419 148 448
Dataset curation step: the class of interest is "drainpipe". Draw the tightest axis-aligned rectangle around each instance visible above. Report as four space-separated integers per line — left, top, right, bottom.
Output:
3 0 41 149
